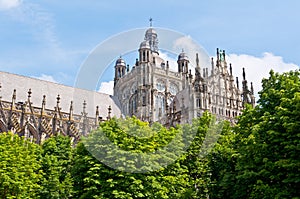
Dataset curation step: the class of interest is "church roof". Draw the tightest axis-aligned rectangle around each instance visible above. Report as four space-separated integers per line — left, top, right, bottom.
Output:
0 71 121 119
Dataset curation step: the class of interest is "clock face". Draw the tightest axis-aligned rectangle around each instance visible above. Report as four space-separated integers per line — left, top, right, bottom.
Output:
169 83 178 95
156 81 165 92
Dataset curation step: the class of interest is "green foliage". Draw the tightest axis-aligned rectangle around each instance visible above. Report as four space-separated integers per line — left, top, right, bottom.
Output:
234 70 300 198
207 120 237 198
39 135 74 198
72 115 217 198
0 132 43 198
208 70 300 199
2 70 298 198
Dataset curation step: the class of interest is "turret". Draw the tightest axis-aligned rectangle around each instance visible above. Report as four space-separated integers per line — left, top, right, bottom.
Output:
177 50 189 73
114 57 126 85
139 41 151 63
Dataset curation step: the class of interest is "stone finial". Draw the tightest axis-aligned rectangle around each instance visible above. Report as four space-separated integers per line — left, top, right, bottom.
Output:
56 95 60 106
41 95 46 115
69 101 73 121
236 77 239 89
242 67 246 80
251 82 254 94
229 63 232 76
135 58 139 66
107 105 112 120
11 89 16 109
96 105 99 117
42 95 46 106
28 89 32 100
95 105 99 125
12 89 16 101
196 53 199 68
211 57 214 74
83 100 87 114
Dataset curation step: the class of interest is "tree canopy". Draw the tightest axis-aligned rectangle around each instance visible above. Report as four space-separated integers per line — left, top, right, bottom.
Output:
0 69 299 198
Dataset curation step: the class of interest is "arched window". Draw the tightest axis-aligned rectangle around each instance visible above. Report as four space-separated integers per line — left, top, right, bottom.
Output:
129 94 137 116
155 94 165 119
143 51 146 61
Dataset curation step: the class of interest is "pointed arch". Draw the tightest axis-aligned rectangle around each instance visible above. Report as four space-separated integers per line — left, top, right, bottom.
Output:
0 119 7 133
27 124 39 142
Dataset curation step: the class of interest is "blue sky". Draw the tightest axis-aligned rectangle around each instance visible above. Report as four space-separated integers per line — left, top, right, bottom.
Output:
0 0 299 95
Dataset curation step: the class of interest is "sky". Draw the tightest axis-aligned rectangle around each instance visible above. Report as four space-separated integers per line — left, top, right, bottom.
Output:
0 0 299 97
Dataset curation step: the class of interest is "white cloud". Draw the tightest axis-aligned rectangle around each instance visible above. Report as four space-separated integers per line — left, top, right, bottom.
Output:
31 74 58 83
96 52 299 101
227 52 299 98
0 0 22 10
173 35 210 69
158 51 178 72
98 81 114 95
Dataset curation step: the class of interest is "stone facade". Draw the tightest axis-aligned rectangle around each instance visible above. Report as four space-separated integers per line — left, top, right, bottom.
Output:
0 72 121 143
0 27 255 143
113 27 255 126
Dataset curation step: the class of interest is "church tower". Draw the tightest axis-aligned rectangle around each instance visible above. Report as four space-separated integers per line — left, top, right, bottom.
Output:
114 57 126 86
177 50 189 74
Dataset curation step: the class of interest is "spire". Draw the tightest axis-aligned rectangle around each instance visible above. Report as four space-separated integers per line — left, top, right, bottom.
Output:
56 94 60 108
27 89 32 101
11 89 16 110
144 21 158 53
251 82 254 94
82 100 87 115
195 53 201 78
229 63 232 76
95 105 99 125
216 48 220 68
236 77 239 89
211 57 214 74
196 53 200 69
243 67 246 80
107 105 112 120
41 95 46 115
69 101 73 121
149 17 153 27
222 50 226 61
96 105 99 117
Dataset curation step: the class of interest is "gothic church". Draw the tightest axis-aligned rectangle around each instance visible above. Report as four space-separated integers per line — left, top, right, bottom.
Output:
0 26 255 143
113 27 255 126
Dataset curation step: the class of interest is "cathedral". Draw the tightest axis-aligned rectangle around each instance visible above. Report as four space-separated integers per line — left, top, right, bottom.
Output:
113 27 255 126
0 26 255 143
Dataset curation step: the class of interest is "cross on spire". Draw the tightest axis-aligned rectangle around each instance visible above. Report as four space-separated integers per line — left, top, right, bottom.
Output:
149 17 153 27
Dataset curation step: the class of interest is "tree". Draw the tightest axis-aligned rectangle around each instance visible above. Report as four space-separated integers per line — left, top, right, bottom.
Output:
207 120 237 199
39 135 74 198
72 116 216 198
0 132 43 198
233 70 300 198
